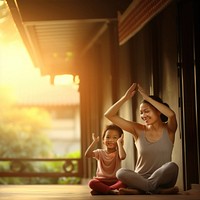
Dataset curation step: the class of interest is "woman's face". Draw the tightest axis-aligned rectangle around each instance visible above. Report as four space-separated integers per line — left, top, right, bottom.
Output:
139 102 160 125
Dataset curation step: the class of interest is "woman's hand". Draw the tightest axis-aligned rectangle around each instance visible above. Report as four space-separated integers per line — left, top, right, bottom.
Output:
138 84 149 100
124 83 137 100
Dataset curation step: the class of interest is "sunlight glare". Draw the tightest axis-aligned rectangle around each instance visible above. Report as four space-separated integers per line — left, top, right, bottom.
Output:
0 40 50 90
54 74 74 86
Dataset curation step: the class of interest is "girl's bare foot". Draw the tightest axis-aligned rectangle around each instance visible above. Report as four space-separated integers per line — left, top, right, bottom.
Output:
90 190 118 195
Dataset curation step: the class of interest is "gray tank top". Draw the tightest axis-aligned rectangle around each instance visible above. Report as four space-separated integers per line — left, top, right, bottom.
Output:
134 128 173 178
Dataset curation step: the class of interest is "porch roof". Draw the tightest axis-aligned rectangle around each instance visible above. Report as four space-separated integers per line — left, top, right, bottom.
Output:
14 85 79 106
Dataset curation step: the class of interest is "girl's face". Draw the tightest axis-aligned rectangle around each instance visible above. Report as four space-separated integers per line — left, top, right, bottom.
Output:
103 130 120 149
139 102 161 125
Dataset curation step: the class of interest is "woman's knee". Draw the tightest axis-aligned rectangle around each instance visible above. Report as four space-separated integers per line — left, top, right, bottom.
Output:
116 168 127 180
168 162 179 174
162 162 179 179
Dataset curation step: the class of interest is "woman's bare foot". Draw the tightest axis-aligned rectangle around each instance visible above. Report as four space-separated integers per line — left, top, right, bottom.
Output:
119 188 145 195
158 186 179 194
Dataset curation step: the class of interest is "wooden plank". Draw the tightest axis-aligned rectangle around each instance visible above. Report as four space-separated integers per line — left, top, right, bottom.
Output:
0 185 199 199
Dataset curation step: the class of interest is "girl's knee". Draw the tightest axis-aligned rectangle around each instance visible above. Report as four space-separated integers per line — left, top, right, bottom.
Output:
88 179 99 189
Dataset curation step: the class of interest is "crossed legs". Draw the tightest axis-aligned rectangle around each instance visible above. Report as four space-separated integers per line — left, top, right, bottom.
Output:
89 178 125 195
116 162 179 194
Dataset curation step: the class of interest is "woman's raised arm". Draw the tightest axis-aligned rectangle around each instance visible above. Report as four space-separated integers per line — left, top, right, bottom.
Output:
104 83 141 139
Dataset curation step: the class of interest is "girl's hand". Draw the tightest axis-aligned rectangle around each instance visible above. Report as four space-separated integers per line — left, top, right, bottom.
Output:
124 83 137 100
92 133 99 142
117 134 124 145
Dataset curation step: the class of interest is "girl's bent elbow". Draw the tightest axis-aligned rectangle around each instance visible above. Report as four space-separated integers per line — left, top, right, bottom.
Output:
120 154 126 160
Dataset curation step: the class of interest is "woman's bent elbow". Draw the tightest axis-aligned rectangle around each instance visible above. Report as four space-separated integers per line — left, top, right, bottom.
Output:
104 112 109 118
104 112 112 120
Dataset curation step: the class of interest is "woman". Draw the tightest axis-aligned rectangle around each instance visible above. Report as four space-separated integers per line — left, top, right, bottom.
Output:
104 83 179 194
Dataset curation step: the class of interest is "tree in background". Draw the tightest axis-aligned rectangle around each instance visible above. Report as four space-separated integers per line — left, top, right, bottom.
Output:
0 87 55 184
0 86 53 158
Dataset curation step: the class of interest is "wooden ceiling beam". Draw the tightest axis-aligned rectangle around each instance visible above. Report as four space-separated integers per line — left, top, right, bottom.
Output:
16 0 118 22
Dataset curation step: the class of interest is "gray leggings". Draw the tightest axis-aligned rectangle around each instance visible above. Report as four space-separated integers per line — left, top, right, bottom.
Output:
116 162 178 192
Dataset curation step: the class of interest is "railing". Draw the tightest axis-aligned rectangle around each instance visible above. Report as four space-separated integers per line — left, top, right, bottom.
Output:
0 158 82 178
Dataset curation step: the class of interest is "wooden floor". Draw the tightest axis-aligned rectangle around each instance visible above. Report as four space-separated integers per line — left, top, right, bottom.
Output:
0 184 200 200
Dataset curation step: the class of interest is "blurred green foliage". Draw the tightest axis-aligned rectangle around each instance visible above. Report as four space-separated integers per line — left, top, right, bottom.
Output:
0 87 81 184
0 86 52 158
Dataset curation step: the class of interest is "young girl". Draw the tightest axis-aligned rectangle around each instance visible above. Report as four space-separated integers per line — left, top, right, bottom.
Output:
85 124 126 195
104 83 179 194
